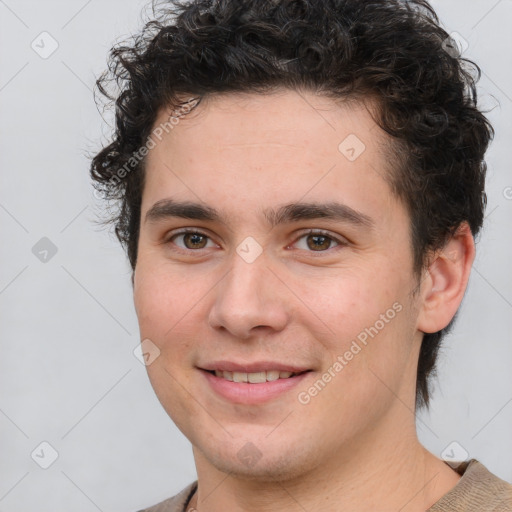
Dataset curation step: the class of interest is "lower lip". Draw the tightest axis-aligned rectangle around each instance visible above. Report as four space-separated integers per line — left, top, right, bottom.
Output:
200 369 312 404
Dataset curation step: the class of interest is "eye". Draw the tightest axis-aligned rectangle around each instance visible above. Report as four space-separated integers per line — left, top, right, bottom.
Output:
167 230 216 251
292 230 346 252
165 228 347 254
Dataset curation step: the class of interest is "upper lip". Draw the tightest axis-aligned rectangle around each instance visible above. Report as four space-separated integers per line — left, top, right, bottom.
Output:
199 361 312 373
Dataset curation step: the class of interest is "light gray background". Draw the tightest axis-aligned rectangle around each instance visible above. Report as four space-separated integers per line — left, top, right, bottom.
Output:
0 1 511 511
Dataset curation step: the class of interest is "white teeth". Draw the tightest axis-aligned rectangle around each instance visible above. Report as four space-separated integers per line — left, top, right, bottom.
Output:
233 372 248 383
213 370 299 382
266 370 280 381
248 372 266 383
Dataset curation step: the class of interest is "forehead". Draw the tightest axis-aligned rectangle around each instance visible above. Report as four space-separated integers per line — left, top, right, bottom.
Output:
150 89 383 153
141 89 398 227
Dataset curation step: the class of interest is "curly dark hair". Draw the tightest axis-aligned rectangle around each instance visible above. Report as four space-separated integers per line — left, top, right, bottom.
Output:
90 0 493 408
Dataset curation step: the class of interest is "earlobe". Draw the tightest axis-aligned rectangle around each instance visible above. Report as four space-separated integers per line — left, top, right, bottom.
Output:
417 222 476 334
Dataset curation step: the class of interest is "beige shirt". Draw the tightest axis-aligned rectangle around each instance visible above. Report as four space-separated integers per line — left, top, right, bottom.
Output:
137 459 512 511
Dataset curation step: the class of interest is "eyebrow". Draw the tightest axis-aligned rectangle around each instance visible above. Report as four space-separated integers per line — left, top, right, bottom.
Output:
144 198 375 229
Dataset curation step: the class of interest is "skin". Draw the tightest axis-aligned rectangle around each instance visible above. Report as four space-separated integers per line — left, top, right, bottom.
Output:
132 88 475 511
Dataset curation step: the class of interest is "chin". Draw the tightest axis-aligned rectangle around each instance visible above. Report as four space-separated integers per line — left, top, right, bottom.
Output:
197 436 319 483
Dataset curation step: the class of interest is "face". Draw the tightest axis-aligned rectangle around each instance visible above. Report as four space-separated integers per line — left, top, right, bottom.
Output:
133 89 424 481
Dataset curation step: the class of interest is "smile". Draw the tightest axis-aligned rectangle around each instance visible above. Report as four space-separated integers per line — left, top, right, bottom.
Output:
200 368 312 404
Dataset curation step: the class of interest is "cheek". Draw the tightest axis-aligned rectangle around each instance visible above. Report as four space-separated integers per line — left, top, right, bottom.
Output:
133 265 201 420
296 306 413 439
291 265 396 346
133 258 217 383
133 258 202 334
294 265 414 404
133 266 194 375
133 269 169 336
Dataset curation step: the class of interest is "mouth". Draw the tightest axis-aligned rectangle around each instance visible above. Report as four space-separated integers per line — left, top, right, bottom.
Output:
198 367 313 404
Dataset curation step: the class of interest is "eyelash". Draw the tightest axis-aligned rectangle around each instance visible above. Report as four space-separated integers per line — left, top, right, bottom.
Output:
165 228 348 255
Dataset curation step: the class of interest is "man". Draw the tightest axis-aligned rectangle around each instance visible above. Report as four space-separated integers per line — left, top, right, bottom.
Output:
90 0 511 510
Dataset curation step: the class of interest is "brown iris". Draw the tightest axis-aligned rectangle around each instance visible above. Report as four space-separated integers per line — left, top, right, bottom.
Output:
306 234 332 251
183 232 208 249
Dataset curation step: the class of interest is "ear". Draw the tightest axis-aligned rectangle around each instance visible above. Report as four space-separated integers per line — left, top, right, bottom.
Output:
416 222 476 334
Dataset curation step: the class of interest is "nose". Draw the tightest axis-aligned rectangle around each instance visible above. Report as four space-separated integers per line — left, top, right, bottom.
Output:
207 249 290 339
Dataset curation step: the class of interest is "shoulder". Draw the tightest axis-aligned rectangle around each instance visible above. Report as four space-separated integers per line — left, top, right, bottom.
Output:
136 481 198 512
429 459 512 511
